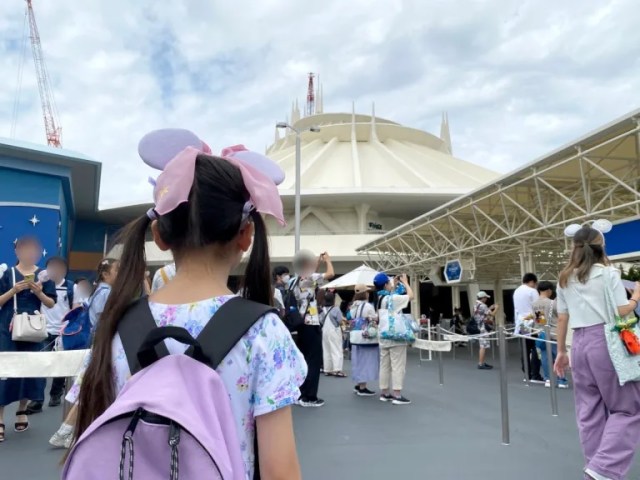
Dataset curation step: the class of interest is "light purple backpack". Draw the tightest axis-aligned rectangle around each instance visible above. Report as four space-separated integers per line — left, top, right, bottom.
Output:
62 297 273 480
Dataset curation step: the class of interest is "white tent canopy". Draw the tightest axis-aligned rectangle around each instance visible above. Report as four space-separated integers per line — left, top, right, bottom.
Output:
320 264 378 290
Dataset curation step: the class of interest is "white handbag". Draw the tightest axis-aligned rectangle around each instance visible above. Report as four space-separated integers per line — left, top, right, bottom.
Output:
10 268 47 343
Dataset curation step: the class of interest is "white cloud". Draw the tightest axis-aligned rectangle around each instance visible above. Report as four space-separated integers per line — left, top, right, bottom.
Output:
1 0 639 208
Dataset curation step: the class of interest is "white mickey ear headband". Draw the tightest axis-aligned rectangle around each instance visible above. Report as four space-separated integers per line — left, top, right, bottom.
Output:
0 264 7 280
564 219 613 239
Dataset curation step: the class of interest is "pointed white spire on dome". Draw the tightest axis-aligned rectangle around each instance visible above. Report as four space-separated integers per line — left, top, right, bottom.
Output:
285 114 291 136
291 100 301 124
274 125 280 144
370 101 378 142
440 112 452 154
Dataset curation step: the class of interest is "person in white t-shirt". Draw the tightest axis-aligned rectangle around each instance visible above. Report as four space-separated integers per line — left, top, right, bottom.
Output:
292 249 335 408
27 257 77 413
513 273 543 382
555 224 640 480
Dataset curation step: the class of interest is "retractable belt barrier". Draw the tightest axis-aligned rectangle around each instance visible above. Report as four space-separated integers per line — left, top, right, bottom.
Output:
0 350 88 379
413 323 562 445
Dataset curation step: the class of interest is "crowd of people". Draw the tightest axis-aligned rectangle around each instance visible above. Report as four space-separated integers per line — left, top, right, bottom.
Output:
0 129 639 480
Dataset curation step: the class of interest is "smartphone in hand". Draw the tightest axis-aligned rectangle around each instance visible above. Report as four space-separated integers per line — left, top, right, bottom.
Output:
23 273 35 283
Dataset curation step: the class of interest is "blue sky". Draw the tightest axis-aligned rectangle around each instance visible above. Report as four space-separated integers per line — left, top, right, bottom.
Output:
0 0 639 207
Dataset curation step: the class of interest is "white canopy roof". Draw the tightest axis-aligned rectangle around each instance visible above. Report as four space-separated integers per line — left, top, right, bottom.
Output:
358 108 640 283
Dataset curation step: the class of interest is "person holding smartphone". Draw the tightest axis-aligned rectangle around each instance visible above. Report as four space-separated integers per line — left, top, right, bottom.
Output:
376 272 415 405
292 249 335 407
0 236 56 442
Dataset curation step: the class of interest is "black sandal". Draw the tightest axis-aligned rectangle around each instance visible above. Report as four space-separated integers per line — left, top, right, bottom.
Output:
0 423 5 442
14 411 29 433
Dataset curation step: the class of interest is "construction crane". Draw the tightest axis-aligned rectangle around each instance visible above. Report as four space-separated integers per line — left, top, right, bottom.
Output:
25 0 62 147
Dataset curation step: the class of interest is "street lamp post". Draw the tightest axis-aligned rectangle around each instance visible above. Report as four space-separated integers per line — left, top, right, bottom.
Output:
276 122 320 253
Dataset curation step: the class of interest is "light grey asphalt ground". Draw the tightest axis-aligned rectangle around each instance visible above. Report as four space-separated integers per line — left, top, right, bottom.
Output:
1 341 638 479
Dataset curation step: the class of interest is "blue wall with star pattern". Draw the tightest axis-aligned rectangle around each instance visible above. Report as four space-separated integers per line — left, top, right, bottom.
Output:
0 206 61 268
0 165 70 268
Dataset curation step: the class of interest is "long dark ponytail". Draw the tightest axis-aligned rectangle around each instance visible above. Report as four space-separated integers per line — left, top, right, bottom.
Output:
75 215 150 439
241 210 272 306
74 153 274 441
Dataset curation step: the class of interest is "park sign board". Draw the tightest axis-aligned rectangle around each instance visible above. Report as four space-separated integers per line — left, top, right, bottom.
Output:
444 259 463 284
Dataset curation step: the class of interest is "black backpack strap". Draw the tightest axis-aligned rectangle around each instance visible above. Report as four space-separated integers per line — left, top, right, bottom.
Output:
186 296 275 480
118 297 169 375
186 296 276 368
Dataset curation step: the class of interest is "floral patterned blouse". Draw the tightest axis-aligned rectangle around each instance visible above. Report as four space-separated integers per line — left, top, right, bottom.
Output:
67 295 307 480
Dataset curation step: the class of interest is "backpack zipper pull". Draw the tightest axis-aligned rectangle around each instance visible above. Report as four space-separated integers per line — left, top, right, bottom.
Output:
168 421 180 447
169 422 181 480
119 409 144 480
125 407 144 436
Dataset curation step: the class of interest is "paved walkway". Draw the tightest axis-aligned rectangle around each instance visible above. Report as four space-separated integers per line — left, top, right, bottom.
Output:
1 344 639 479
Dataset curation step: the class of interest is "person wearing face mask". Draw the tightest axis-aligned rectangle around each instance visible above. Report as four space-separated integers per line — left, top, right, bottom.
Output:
273 265 291 318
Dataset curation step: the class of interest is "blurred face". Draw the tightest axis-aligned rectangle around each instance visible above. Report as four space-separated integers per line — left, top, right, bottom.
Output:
77 280 92 297
16 240 41 266
302 260 317 276
47 261 67 282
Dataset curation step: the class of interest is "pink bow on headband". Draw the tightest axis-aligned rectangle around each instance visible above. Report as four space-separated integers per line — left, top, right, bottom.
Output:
140 130 286 226
152 147 285 225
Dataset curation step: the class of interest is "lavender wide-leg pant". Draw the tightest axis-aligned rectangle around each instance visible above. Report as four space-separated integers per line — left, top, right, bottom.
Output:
572 324 640 480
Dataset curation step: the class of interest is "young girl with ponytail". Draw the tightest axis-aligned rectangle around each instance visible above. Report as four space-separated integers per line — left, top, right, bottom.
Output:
67 130 307 479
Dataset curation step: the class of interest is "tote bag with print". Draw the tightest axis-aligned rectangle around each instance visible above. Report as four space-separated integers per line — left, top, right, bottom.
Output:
602 266 640 386
379 295 415 343
349 303 378 345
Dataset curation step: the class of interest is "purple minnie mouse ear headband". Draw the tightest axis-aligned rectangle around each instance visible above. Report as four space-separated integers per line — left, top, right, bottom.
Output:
138 129 286 226
564 219 613 241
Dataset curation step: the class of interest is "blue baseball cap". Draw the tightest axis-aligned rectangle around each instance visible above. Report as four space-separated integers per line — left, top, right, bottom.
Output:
373 272 390 290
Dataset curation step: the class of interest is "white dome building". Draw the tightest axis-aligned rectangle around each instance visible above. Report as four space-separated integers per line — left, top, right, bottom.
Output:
263 103 498 271
104 102 499 274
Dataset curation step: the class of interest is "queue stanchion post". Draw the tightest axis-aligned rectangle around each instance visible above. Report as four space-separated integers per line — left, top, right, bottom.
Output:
545 324 559 417
498 326 510 445
491 332 496 361
419 328 430 363
521 335 530 386
469 335 474 360
437 325 444 386
452 332 457 360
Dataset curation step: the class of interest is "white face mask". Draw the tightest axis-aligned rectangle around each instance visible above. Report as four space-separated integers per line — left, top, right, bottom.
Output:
282 274 291 283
